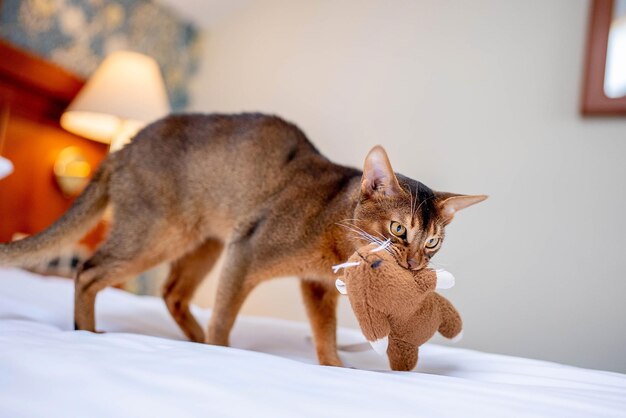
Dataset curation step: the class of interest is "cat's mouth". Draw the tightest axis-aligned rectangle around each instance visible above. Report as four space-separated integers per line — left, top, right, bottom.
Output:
381 243 426 271
391 253 412 270
408 258 429 271
385 245 413 270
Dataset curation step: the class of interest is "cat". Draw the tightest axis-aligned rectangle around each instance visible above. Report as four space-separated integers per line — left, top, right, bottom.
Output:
0 113 486 366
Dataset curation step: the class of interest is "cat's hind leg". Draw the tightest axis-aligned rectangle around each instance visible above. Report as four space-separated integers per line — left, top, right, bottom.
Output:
163 238 223 343
74 217 197 332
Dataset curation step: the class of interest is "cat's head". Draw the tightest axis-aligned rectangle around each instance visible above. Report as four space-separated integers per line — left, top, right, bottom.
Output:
350 146 487 270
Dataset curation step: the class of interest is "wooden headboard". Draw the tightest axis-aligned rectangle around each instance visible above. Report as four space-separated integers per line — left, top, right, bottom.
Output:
0 40 108 248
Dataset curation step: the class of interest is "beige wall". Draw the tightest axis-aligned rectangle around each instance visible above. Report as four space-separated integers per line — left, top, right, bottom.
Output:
189 0 626 373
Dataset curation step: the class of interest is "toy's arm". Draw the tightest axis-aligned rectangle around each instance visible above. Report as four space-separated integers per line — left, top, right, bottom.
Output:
435 293 463 341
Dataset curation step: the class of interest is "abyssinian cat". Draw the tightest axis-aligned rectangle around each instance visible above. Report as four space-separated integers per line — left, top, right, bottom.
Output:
0 113 486 366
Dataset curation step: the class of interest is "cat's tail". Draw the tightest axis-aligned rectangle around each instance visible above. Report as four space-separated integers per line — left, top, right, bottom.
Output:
0 158 113 267
435 293 463 341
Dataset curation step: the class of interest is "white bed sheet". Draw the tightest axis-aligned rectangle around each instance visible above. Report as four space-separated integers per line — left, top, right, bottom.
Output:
0 267 625 418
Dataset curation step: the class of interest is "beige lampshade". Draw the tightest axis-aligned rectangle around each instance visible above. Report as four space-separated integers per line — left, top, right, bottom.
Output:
61 51 170 149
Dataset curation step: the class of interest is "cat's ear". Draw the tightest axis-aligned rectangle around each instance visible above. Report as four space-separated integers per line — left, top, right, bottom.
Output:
361 145 402 198
437 193 488 224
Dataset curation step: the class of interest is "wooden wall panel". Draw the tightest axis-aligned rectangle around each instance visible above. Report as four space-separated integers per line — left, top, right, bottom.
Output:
0 116 107 244
0 41 108 249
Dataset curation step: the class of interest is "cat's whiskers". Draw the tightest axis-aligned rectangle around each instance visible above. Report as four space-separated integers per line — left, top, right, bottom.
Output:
340 219 389 243
337 220 381 241
370 239 392 253
336 222 394 256
342 228 378 244
371 230 388 242
338 224 383 246
351 224 394 255
347 229 383 246
347 233 385 249
345 233 377 246
343 223 386 245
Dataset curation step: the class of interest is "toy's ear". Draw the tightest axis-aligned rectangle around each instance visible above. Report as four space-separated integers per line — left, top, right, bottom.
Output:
437 193 488 224
335 278 347 295
361 146 402 199
435 269 455 290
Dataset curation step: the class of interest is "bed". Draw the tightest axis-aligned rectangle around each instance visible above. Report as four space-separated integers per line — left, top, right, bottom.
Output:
1 267 625 418
1 40 625 418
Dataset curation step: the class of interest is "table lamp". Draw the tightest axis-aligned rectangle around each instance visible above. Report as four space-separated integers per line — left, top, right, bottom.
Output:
60 50 170 152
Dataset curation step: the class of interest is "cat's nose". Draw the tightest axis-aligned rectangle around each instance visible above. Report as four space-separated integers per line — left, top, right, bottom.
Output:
408 258 420 270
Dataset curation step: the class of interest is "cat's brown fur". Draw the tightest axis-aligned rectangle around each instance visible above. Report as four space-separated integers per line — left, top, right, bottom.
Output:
0 113 486 366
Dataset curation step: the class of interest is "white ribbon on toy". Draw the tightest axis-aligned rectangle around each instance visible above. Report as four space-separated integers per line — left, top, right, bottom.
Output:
331 261 360 274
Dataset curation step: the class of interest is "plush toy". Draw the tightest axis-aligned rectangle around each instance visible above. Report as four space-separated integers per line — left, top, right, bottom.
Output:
333 242 463 371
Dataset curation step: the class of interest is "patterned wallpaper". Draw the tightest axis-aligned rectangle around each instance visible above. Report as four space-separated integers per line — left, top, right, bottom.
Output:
0 0 202 110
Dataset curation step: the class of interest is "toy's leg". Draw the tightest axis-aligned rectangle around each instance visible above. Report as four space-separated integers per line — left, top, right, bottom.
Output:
206 242 258 346
434 293 463 339
163 239 223 343
300 280 342 367
387 337 418 371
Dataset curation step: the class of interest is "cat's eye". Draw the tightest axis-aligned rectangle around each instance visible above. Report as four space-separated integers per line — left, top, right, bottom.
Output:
425 237 440 249
389 221 407 239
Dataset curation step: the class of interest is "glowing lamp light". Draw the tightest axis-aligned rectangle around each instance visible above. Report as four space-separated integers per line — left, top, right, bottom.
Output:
0 156 12 180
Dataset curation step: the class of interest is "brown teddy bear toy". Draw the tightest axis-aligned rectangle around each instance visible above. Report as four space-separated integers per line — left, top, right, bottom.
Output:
333 242 463 371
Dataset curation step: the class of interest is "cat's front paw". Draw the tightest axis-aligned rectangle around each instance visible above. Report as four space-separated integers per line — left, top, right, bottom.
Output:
318 354 344 367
